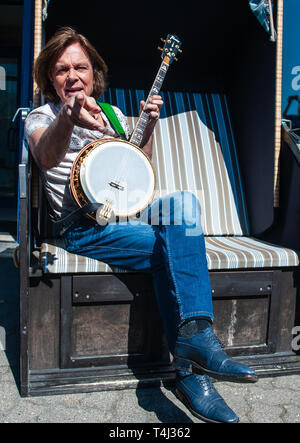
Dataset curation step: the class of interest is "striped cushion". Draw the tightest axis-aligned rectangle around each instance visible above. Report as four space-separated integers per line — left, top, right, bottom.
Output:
205 237 299 270
100 89 249 236
39 237 299 274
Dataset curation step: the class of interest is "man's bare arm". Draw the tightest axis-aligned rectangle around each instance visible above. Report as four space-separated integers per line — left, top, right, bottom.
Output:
29 93 104 169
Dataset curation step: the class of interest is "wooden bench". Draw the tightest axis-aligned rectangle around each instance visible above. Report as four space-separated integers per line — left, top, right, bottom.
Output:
18 89 300 397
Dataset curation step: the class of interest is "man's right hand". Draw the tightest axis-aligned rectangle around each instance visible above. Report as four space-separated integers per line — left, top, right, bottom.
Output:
63 93 105 132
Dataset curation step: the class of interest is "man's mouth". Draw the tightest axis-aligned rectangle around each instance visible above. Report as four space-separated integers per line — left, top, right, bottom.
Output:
65 87 83 95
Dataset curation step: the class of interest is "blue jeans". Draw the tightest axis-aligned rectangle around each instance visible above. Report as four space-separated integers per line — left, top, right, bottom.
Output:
63 191 213 353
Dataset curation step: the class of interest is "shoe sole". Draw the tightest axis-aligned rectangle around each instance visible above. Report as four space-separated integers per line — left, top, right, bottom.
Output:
174 357 258 383
175 387 239 424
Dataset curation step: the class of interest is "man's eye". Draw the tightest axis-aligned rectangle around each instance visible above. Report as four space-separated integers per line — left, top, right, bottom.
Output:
57 67 68 74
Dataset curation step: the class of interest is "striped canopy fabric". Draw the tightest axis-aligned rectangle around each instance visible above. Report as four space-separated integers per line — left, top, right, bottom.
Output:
101 89 249 236
38 89 299 273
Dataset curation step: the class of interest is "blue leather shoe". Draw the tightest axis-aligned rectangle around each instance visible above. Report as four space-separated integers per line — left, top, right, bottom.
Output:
175 372 239 423
174 327 258 383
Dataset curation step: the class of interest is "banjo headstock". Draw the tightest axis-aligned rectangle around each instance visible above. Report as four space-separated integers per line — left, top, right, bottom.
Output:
130 34 182 147
158 34 182 65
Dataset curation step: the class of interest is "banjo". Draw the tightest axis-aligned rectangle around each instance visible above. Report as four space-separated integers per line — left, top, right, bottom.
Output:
70 34 182 223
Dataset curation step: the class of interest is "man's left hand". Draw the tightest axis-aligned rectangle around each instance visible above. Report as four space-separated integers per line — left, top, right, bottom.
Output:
140 95 164 124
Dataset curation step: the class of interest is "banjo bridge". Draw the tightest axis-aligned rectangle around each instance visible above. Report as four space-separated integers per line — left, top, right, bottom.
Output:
97 199 114 223
109 181 125 191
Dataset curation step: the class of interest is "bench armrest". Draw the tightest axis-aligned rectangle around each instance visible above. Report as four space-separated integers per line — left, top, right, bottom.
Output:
282 120 300 167
278 121 300 251
18 138 39 276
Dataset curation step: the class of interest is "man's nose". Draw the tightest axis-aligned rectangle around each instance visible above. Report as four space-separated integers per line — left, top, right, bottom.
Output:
67 68 78 81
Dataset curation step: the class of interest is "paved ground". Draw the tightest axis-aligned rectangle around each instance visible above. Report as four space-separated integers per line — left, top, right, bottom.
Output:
1 349 300 423
0 234 300 424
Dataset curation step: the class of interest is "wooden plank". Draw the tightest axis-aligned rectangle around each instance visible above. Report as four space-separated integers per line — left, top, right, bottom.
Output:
27 352 300 396
61 274 170 369
28 277 61 370
60 276 73 368
267 270 282 353
276 269 298 352
72 274 136 303
213 296 270 351
210 271 273 297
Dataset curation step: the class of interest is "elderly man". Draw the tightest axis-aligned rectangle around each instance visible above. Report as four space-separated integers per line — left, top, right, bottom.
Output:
25 26 257 423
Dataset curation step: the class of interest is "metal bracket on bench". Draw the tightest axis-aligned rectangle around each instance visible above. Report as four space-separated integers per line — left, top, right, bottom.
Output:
267 0 276 42
12 106 32 123
282 120 300 167
19 164 27 199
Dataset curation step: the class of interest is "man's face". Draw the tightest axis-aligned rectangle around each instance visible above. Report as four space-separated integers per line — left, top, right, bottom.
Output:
50 42 94 104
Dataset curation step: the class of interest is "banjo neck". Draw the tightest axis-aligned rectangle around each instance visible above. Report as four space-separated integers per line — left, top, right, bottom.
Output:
129 34 182 147
129 61 169 147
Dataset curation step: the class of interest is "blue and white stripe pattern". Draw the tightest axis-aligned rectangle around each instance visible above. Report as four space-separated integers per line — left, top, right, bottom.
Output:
40 89 299 273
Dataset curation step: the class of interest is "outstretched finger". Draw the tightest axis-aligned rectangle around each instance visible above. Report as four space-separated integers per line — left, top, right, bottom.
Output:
65 96 104 131
74 92 86 110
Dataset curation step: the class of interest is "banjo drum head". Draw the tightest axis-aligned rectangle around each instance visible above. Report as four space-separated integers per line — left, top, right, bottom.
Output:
80 139 155 217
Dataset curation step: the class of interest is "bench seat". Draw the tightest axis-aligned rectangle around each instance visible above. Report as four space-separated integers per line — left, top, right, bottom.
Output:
38 90 299 275
39 236 299 274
